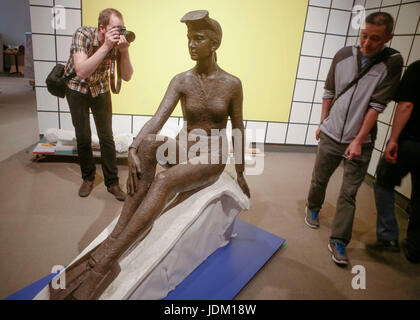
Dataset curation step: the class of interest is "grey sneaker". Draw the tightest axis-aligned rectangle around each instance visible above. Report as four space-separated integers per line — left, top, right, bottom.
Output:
305 206 320 229
328 240 349 265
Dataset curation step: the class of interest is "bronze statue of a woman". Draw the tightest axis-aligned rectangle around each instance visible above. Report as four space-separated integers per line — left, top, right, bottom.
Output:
50 10 250 300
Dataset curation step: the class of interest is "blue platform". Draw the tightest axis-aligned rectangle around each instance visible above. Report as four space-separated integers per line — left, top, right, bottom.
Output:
5 219 285 300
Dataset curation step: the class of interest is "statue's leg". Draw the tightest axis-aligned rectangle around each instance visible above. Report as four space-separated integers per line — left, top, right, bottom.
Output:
50 134 175 299
90 134 172 261
73 160 225 299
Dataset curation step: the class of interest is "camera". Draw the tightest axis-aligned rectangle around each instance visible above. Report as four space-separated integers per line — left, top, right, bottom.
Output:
117 26 135 43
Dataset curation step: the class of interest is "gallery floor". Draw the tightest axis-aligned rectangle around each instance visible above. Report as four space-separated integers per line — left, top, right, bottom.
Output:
0 76 419 300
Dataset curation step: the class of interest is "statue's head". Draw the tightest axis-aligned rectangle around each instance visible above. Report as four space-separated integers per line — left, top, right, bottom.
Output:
181 10 222 60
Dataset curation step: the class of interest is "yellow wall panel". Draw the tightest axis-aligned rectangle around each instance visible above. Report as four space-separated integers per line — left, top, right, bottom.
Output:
82 0 308 122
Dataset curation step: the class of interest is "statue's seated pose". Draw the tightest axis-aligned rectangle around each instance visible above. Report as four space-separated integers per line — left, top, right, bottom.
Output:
50 10 250 300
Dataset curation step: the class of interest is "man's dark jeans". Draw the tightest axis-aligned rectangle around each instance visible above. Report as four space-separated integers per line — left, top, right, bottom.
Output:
375 139 420 259
66 88 118 187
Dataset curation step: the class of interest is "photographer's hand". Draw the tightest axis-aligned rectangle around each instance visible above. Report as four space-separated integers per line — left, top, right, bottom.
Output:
117 35 130 53
104 27 120 51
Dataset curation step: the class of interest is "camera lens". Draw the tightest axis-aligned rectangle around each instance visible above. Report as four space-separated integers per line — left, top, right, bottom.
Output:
118 26 135 43
124 31 136 43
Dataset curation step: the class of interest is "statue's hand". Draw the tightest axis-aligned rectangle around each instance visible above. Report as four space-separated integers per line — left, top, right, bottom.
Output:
237 172 250 198
127 148 141 195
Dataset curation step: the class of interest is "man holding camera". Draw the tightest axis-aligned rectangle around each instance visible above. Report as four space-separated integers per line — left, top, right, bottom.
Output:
64 8 133 200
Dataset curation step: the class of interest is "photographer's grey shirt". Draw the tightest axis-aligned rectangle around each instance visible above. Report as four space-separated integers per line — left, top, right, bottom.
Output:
320 45 403 144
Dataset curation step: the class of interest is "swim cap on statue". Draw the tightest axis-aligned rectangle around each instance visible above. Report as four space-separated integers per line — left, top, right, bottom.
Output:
180 10 222 45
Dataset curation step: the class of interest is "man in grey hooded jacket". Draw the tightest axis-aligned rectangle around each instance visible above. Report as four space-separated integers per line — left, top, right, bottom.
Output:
304 12 403 265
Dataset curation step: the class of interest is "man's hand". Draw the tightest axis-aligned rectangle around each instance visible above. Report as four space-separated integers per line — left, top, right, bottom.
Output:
344 140 362 161
237 172 250 198
316 127 321 141
104 27 121 51
117 35 130 53
127 148 141 195
383 101 413 164
384 140 398 164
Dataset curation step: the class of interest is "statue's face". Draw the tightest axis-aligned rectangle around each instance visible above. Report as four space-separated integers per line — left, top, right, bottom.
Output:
187 30 213 60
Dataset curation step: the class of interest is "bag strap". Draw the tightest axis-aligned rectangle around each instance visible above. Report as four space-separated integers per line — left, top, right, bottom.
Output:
330 47 391 107
63 72 76 81
61 64 76 81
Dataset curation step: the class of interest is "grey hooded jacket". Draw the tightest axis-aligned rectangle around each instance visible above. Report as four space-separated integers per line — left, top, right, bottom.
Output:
320 45 403 144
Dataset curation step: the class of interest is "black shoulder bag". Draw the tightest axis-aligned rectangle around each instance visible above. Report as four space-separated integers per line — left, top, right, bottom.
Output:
45 64 75 98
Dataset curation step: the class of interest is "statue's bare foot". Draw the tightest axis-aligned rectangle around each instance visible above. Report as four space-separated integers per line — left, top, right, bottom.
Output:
49 237 116 300
71 262 121 300
49 268 91 300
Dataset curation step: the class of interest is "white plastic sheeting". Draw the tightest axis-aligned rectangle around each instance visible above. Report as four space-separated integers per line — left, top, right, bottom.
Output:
44 128 134 153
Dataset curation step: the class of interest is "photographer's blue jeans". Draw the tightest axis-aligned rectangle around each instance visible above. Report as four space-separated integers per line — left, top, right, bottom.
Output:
375 139 420 258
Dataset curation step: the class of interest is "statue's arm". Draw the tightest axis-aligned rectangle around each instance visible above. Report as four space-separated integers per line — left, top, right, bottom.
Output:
130 75 182 151
229 78 245 174
229 79 250 198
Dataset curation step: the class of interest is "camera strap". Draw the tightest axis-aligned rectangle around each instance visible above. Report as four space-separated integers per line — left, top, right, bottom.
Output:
110 51 122 94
